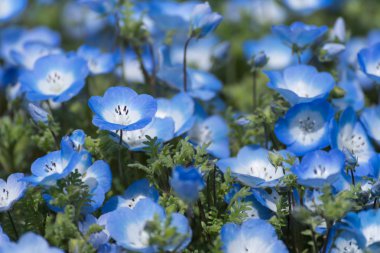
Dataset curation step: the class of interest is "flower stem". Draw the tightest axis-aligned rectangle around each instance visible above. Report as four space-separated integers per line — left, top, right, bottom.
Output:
252 70 257 110
118 130 124 184
7 210 18 239
183 37 192 92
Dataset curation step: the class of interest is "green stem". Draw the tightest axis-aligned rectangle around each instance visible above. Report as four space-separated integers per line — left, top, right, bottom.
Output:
7 210 18 239
118 130 124 184
253 70 257 110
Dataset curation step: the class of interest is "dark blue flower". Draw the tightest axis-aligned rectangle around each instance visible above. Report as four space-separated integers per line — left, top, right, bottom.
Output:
170 165 205 203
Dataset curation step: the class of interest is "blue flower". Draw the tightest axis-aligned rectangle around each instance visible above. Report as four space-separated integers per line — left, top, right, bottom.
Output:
170 166 205 203
77 0 117 14
106 198 191 252
221 218 288 253
19 54 89 102
332 80 365 112
69 129 86 151
0 0 27 23
361 105 380 146
252 188 281 213
77 45 119 75
332 17 346 43
102 178 159 213
217 145 285 188
188 115 230 158
190 2 223 39
283 0 333 15
325 223 365 253
0 173 28 212
27 103 49 125
88 86 157 131
358 42 380 83
275 100 335 156
156 93 195 137
330 107 377 177
0 226 9 244
320 43 346 61
272 21 328 49
0 232 64 253
292 149 345 187
110 117 174 151
78 214 110 249
265 64 335 105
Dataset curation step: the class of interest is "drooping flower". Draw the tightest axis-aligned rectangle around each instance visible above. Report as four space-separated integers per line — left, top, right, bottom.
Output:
265 64 335 105
188 115 230 158
0 173 28 212
156 93 195 137
0 0 28 23
217 145 285 188
19 54 89 102
190 2 223 39
272 21 328 49
88 86 157 131
361 105 380 146
221 218 288 253
358 42 380 83
77 45 119 75
292 149 345 187
78 214 110 249
102 178 159 213
275 99 335 156
106 198 191 252
0 232 64 253
170 165 205 203
27 103 49 125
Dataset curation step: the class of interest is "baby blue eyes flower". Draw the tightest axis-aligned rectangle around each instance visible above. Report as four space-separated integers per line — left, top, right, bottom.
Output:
292 149 345 187
27 103 49 125
77 45 119 75
106 198 191 252
88 86 157 131
69 129 86 151
0 226 9 244
0 0 27 23
19 54 89 102
265 64 335 105
190 2 223 39
78 214 110 249
283 0 333 16
275 100 335 156
0 173 28 212
170 166 205 203
221 218 288 253
358 42 380 83
217 145 285 188
272 21 328 49
361 105 380 146
0 232 64 253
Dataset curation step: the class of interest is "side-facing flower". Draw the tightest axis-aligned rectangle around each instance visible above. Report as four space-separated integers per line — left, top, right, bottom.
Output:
361 105 380 145
77 45 119 75
272 21 328 49
69 129 86 151
0 0 27 23
221 218 288 253
358 42 380 83
265 64 335 105
217 145 285 188
275 100 335 156
170 166 205 203
27 103 49 125
292 149 345 187
78 214 110 249
19 54 89 102
188 115 230 158
156 93 195 137
88 86 157 131
190 2 223 39
0 232 64 253
0 173 28 212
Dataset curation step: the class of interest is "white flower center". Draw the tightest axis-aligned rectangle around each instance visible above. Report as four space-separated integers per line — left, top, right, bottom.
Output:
38 71 74 95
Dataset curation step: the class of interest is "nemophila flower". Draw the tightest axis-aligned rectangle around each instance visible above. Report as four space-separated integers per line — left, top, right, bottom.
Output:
170 166 205 203
358 42 380 83
265 64 335 105
110 117 174 151
292 149 345 187
106 198 191 252
156 93 195 137
27 103 49 125
102 178 159 213
0 0 27 23
69 129 86 151
19 54 89 102
320 43 346 61
283 0 333 15
188 115 230 158
221 218 288 253
325 223 365 253
0 173 27 212
251 188 281 213
332 80 365 112
272 22 328 49
77 0 117 14
330 107 377 177
190 2 223 39
331 17 346 43
78 214 110 249
23 138 84 185
0 26 60 65
218 145 285 188
88 86 157 131
0 232 64 253
361 106 380 145
77 45 119 75
0 226 9 244
275 99 335 156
